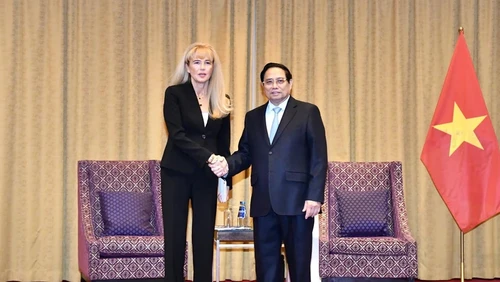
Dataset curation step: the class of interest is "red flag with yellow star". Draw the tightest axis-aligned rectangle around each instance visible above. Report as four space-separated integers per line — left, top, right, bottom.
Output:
421 31 500 233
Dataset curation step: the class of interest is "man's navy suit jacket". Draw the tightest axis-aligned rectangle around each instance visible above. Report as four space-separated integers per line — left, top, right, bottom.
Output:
227 96 327 217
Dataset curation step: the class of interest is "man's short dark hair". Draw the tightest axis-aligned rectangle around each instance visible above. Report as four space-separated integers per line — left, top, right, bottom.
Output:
260 62 293 82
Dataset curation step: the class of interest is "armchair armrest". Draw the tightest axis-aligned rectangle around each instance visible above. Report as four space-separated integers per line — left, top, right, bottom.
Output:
78 220 101 280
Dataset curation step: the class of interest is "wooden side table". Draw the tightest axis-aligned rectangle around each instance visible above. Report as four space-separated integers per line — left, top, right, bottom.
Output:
213 226 290 282
214 226 254 282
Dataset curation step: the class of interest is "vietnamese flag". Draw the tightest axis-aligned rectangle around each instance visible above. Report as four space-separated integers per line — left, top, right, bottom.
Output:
420 31 500 233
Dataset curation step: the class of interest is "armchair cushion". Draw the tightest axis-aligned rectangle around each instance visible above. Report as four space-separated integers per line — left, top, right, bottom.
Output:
99 235 164 258
99 191 156 236
336 189 391 237
330 237 408 255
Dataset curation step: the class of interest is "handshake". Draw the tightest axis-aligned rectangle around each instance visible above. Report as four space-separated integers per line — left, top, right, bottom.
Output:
207 154 229 177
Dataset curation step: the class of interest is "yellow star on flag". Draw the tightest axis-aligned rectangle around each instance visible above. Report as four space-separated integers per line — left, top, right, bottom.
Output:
433 102 486 156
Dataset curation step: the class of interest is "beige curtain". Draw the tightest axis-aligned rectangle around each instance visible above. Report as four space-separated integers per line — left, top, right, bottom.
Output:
0 0 499 281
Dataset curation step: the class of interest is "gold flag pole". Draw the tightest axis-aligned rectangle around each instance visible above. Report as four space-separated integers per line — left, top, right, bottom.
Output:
460 231 464 282
459 25 465 282
456 27 465 282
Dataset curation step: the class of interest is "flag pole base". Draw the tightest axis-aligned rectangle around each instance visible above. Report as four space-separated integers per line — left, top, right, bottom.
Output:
460 231 464 282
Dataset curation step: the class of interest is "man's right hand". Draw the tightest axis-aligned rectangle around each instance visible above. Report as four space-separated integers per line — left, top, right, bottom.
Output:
208 155 228 177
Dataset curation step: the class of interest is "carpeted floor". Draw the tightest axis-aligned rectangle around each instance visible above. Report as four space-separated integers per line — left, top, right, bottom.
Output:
203 278 500 282
72 278 500 282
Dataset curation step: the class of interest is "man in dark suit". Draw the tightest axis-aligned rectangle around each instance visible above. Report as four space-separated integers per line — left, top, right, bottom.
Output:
210 62 328 282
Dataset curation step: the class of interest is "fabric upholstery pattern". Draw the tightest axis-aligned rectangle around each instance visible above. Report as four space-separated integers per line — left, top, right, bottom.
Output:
319 161 418 279
336 189 392 237
330 237 408 255
99 191 156 236
78 160 187 280
99 235 164 258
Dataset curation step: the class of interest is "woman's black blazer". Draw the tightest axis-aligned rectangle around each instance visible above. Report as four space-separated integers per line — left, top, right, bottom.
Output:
161 82 231 178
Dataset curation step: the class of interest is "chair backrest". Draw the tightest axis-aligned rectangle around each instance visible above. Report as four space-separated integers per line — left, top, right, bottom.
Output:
78 160 163 237
325 161 406 238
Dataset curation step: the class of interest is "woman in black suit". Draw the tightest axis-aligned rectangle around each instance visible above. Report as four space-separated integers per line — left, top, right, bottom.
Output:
161 42 232 282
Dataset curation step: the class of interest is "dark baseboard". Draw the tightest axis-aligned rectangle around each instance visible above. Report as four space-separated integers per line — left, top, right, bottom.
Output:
82 277 164 282
322 278 413 282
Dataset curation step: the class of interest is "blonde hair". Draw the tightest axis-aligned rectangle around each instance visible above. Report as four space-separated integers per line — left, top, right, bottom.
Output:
170 42 232 119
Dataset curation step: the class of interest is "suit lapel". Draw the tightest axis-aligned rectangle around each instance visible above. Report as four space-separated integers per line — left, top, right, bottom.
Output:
182 82 207 130
255 104 271 146
271 97 297 145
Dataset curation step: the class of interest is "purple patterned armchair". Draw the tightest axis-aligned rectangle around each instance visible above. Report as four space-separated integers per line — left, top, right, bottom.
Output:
319 161 417 281
78 160 187 281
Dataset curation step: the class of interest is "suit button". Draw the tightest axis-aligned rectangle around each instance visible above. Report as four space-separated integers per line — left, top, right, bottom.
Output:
269 151 272 155
202 134 206 139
